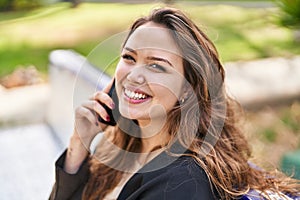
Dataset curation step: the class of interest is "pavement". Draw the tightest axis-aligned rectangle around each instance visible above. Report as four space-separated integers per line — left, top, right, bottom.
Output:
0 84 64 200
0 124 63 200
0 55 300 200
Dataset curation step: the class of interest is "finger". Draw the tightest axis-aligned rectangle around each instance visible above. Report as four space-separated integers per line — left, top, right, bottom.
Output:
75 106 98 125
91 91 115 110
82 100 110 122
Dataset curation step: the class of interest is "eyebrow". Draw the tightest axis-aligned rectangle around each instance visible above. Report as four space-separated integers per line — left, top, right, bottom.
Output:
124 47 137 55
124 47 173 67
146 56 173 67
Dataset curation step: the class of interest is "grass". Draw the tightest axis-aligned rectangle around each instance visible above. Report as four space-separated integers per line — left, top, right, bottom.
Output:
0 45 50 75
0 2 300 77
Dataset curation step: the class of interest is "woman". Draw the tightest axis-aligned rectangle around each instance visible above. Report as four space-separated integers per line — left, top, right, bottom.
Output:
49 7 300 200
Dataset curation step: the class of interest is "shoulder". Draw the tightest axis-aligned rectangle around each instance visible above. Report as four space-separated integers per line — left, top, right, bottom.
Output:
140 155 219 199
119 153 219 200
162 155 209 182
163 156 214 191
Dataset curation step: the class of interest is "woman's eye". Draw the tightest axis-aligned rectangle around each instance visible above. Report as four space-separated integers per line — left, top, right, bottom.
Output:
121 54 135 62
148 64 166 72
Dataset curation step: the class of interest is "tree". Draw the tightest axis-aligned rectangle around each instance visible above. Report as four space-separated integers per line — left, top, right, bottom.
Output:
63 0 81 8
274 0 300 42
0 0 14 11
274 0 300 28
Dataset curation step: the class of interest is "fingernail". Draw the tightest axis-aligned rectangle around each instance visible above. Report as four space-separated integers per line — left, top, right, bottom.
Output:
110 102 115 109
106 116 111 122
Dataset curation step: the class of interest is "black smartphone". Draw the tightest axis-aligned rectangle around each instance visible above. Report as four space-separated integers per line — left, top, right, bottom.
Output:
98 80 120 126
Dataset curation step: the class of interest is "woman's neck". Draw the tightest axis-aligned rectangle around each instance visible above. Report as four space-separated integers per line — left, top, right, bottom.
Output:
136 117 170 152
139 126 170 153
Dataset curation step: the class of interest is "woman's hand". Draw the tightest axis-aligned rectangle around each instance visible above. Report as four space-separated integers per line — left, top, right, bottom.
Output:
74 83 115 147
64 79 115 174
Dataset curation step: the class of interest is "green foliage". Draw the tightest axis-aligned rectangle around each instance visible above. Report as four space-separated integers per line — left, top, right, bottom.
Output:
0 45 50 77
282 114 300 132
0 0 12 11
261 128 277 142
1 3 300 77
274 0 300 28
0 0 41 11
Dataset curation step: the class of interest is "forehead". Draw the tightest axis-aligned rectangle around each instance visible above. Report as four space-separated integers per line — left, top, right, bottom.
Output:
125 22 181 56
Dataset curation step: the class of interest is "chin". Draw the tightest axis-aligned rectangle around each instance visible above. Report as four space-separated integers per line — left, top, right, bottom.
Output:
119 107 140 120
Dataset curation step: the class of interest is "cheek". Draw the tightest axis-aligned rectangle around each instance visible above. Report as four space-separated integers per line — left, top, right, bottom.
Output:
115 62 130 99
151 75 184 98
115 61 129 82
151 81 182 104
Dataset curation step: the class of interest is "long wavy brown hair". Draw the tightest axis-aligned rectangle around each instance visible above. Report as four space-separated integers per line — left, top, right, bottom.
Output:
83 7 300 200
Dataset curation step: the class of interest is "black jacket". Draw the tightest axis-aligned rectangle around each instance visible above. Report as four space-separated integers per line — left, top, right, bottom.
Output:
49 149 219 200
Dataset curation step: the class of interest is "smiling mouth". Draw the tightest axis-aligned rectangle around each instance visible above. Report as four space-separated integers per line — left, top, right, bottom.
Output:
124 88 151 100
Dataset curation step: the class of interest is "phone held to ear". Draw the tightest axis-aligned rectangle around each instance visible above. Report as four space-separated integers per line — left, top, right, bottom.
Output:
98 80 120 126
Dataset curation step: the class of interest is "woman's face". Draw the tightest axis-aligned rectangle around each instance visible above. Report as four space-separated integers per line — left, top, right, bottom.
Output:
115 22 185 127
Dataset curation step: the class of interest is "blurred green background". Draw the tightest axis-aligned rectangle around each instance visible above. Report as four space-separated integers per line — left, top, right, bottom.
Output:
1 0 300 77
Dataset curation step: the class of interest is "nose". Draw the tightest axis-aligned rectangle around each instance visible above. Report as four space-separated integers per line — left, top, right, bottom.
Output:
126 65 145 84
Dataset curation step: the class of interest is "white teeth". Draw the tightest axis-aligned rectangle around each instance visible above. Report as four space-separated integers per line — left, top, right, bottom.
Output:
124 88 148 100
130 91 134 98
